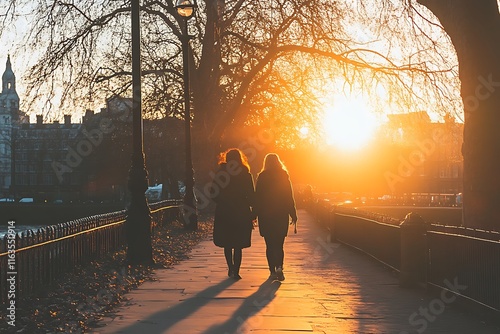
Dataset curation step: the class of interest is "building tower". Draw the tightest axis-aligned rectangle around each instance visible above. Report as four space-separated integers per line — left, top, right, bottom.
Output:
0 55 20 115
0 55 20 197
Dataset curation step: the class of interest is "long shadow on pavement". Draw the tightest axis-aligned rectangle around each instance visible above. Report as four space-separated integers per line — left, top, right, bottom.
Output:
106 277 236 334
202 279 282 334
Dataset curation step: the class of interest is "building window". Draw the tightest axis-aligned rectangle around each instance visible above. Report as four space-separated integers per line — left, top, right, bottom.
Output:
452 164 459 178
44 174 53 185
59 173 69 185
439 167 446 178
71 173 79 185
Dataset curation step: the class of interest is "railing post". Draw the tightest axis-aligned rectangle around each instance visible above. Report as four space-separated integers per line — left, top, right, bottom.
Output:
328 206 336 243
399 212 428 288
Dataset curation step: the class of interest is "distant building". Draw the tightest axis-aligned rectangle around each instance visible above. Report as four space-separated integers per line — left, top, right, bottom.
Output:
14 115 83 201
385 111 463 205
0 56 184 202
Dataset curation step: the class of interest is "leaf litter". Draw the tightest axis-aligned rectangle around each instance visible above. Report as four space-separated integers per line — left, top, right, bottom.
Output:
0 216 213 333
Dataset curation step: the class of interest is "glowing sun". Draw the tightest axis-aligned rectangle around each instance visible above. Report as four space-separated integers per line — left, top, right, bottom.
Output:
323 94 379 150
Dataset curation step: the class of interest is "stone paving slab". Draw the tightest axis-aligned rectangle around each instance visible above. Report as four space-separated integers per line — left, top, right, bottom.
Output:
92 210 500 334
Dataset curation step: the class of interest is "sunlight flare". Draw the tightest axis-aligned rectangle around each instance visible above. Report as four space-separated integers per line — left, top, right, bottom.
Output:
299 126 309 138
323 94 379 150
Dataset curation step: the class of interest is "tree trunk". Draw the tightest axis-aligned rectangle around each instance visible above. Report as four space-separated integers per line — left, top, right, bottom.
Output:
418 0 500 230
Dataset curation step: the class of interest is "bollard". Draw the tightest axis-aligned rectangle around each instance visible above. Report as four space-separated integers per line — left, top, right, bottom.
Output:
399 212 428 288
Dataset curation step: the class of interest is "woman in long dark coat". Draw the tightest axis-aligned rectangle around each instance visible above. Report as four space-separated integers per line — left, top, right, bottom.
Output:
255 153 297 281
213 148 255 279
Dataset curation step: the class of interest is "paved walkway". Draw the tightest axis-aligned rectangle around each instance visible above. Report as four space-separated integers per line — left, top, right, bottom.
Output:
93 210 500 334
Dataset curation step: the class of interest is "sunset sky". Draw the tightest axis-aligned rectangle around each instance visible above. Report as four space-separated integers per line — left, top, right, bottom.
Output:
0 0 464 152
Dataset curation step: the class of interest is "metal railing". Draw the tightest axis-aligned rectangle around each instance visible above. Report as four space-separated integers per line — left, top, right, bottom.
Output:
313 200 500 314
334 212 400 271
0 199 181 304
427 231 500 312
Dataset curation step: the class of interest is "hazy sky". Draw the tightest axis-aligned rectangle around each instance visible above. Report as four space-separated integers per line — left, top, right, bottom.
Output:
0 0 463 125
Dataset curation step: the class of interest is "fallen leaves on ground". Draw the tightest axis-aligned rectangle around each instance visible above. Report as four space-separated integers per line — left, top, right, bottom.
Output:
0 216 213 333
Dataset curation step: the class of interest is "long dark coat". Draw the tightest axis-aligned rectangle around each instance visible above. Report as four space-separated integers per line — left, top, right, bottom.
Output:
213 163 255 248
255 169 297 238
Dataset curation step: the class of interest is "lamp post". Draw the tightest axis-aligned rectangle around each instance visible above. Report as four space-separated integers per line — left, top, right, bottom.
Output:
125 0 153 264
175 0 198 231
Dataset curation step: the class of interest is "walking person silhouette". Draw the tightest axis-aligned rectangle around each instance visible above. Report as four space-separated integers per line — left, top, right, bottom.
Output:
212 148 255 279
255 153 297 281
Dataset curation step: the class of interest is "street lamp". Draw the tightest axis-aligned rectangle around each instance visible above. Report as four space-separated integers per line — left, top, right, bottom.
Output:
125 0 153 264
175 0 198 231
176 0 195 18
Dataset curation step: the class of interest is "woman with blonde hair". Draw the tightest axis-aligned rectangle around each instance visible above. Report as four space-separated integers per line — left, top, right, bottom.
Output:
212 148 255 279
255 153 297 281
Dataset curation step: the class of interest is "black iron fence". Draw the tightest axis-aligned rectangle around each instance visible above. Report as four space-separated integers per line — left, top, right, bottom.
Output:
427 231 500 312
313 201 500 314
333 213 400 271
0 199 181 304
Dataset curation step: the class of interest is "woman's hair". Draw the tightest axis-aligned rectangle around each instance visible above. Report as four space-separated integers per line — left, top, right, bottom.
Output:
260 153 287 173
218 148 250 172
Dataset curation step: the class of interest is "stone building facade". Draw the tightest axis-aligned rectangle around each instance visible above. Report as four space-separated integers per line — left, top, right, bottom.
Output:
0 56 184 202
385 111 464 205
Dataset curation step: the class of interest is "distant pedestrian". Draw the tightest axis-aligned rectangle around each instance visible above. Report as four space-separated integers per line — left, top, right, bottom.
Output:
212 148 255 279
255 153 297 281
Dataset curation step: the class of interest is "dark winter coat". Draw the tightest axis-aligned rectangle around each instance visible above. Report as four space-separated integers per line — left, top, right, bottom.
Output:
255 169 297 238
213 163 255 248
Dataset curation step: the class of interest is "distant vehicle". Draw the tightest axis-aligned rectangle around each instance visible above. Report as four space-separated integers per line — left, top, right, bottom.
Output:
53 199 63 204
146 184 163 202
19 197 34 203
0 198 14 202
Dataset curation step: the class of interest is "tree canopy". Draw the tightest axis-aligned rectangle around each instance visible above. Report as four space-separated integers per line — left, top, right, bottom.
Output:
6 1 500 229
1 1 459 141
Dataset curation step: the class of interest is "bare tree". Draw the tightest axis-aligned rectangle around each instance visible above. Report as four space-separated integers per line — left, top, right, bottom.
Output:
1 2 456 133
4 0 481 222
